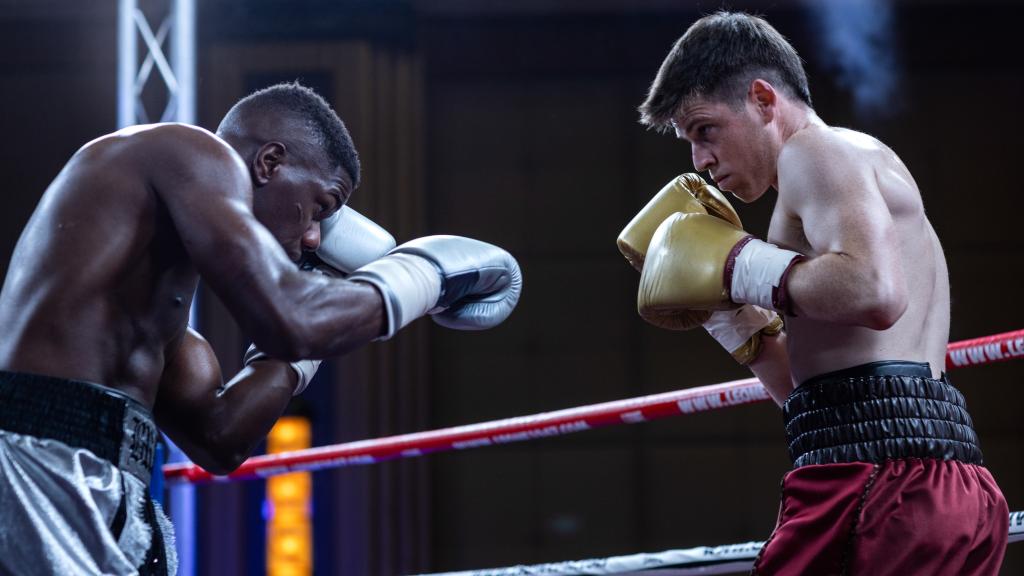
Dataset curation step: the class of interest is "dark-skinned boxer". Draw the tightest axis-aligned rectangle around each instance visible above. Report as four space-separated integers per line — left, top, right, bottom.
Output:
0 82 521 574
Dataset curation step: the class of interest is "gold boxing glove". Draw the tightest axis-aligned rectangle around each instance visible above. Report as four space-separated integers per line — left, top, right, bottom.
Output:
618 174 741 330
617 173 741 271
640 212 798 364
638 212 746 314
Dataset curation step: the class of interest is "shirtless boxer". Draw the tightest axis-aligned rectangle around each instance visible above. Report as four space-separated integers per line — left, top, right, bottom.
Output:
0 82 521 574
617 12 1006 575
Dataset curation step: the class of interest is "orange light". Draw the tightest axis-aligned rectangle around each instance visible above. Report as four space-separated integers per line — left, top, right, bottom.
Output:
267 416 312 575
268 473 311 501
267 418 311 452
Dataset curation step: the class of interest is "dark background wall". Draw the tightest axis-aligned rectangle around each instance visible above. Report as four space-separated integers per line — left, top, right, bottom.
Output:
0 0 1021 574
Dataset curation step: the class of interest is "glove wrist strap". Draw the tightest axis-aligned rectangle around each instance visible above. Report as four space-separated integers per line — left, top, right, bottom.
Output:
243 345 322 396
728 238 803 313
349 253 441 340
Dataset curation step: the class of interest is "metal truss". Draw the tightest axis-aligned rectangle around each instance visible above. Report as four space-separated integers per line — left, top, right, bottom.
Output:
117 3 197 574
118 0 195 127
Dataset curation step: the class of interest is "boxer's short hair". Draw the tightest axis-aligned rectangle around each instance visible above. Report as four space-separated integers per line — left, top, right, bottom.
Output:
639 11 812 132
224 82 361 187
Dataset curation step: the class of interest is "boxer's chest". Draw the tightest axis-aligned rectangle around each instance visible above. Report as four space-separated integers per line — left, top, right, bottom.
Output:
767 198 813 256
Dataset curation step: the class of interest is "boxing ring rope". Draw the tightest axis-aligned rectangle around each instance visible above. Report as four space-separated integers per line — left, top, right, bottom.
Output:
413 512 1024 576
164 328 1024 485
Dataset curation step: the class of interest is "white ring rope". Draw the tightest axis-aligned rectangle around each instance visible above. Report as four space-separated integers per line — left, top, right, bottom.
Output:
413 511 1024 576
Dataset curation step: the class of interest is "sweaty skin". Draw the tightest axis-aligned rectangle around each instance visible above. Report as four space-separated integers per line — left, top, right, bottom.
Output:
676 79 948 402
0 123 384 472
771 126 949 385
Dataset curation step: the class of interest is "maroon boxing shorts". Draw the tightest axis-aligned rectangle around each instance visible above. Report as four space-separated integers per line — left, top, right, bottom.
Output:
752 361 1008 576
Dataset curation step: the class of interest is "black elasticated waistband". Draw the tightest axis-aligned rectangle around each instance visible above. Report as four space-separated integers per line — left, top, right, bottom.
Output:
783 361 983 468
0 370 157 485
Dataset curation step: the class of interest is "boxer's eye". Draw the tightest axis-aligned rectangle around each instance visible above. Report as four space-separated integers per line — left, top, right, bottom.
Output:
327 190 344 213
314 193 339 221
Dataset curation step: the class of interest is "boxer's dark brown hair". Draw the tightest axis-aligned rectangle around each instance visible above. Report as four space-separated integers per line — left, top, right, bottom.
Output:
639 11 812 133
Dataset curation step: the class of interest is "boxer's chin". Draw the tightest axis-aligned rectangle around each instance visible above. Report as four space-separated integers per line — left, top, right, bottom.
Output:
730 183 768 205
727 183 752 203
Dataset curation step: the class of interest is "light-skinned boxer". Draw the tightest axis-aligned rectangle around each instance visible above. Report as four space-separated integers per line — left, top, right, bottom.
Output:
618 12 1006 576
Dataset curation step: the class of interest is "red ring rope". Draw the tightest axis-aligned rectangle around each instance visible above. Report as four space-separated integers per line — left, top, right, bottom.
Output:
945 328 1024 368
164 328 1023 485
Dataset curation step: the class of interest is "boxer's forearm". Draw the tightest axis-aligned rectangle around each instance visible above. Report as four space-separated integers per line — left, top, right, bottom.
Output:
747 332 794 407
784 254 907 329
207 362 298 472
155 329 307 475
162 362 297 475
241 275 386 360
184 216 387 360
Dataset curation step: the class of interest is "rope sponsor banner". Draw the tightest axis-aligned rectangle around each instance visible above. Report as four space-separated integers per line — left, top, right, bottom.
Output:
945 329 1024 368
1010 510 1024 544
165 329 1022 484
163 377 765 484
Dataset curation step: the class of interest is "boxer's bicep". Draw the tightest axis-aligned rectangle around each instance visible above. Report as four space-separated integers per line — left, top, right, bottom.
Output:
155 131 288 281
153 328 227 470
777 141 908 326
151 128 310 352
780 143 905 293
156 328 302 474
783 144 878 249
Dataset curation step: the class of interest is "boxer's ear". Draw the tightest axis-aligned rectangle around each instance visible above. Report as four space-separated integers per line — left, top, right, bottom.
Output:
749 79 777 122
253 141 287 186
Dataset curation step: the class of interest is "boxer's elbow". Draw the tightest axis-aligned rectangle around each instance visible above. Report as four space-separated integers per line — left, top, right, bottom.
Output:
859 280 908 330
194 433 255 475
193 453 246 476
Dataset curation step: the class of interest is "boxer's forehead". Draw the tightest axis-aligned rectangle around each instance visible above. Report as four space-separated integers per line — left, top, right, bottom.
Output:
295 145 354 199
329 164 355 205
671 97 732 140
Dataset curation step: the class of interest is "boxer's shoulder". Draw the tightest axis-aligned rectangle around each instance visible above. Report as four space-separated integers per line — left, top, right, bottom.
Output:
781 126 887 177
139 123 246 176
78 123 247 184
778 126 884 210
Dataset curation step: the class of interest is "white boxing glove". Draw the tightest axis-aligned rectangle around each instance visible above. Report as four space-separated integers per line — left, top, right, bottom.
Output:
315 206 396 275
348 235 522 339
243 344 322 396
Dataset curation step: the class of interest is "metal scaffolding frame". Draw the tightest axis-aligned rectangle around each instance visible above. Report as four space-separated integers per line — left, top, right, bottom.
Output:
118 0 195 128
117 1 197 573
